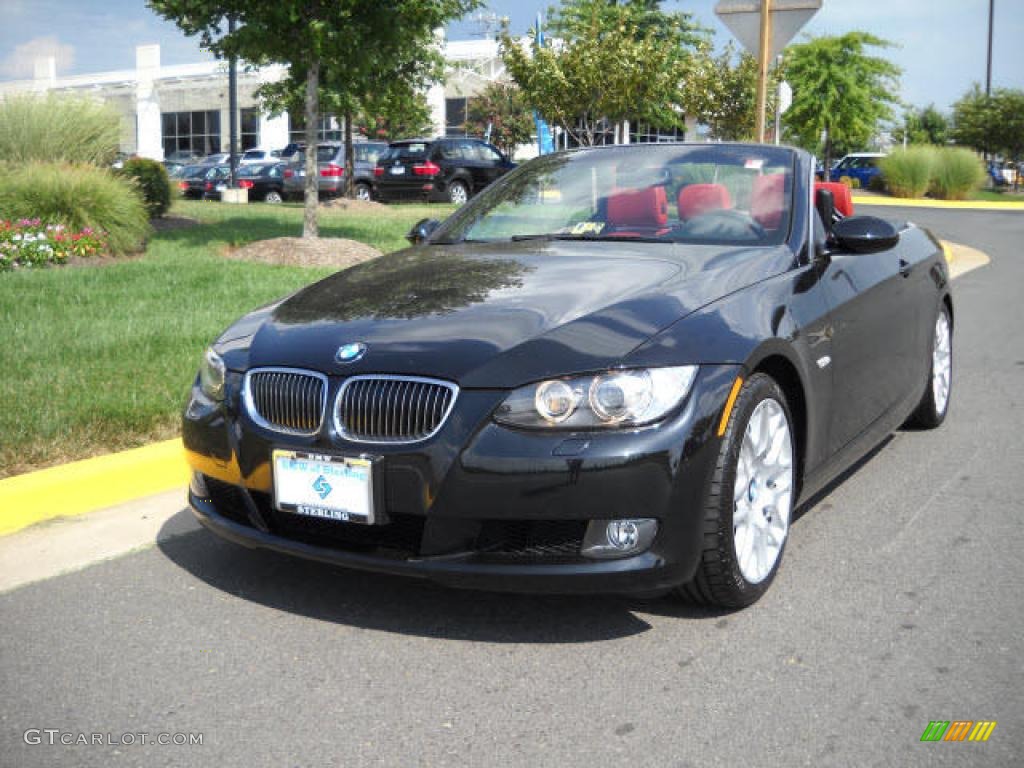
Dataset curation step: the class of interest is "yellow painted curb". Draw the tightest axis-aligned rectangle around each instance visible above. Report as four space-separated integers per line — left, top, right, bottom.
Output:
853 195 1024 211
942 240 991 279
0 439 188 536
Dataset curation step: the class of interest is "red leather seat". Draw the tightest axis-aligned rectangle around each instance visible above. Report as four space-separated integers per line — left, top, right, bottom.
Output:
813 181 854 217
677 183 731 220
751 173 785 229
606 186 669 232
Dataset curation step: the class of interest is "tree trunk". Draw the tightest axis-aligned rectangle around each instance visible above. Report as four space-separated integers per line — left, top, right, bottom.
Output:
302 57 320 239
343 108 354 198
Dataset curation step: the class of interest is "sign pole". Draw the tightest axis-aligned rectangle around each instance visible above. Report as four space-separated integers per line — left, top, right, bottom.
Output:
755 0 773 143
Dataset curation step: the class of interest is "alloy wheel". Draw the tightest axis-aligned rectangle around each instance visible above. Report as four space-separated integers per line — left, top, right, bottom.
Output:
449 182 468 205
932 311 952 416
733 398 794 584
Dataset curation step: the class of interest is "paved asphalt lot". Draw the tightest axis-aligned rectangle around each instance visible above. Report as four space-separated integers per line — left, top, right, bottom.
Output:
1 205 1021 767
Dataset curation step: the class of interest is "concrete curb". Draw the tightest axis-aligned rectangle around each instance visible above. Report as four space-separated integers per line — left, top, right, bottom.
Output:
0 238 991 539
854 195 1024 211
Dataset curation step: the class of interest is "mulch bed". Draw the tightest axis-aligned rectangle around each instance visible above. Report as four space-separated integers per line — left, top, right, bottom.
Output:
223 236 382 268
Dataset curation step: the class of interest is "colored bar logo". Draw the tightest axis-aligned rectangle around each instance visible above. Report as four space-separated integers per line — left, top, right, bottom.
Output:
920 720 997 742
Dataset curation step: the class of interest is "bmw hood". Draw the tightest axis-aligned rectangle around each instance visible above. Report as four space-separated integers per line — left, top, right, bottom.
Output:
237 240 793 388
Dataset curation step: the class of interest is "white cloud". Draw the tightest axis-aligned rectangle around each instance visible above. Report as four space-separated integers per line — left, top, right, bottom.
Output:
0 35 75 79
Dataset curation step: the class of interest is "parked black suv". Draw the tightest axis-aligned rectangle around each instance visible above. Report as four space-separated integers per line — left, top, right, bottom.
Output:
373 137 515 204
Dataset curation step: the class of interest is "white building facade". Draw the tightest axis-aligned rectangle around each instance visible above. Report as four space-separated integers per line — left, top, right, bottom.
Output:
0 36 695 161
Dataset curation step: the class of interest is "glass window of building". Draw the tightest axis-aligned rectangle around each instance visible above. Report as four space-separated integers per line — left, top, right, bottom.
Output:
161 110 221 158
240 108 260 150
289 113 341 143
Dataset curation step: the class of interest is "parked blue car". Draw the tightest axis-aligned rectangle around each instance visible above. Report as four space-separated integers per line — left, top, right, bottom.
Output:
830 152 885 188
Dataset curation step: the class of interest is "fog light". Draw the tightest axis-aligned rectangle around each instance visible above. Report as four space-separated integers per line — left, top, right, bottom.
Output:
581 518 658 559
190 471 210 499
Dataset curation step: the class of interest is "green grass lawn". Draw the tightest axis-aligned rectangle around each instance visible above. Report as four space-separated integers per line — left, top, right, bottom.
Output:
0 199 455 477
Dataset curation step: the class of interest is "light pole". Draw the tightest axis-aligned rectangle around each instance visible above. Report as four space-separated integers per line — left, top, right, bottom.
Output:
986 0 994 97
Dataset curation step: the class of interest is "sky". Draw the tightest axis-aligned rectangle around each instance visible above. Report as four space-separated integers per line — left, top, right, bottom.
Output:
0 0 1021 112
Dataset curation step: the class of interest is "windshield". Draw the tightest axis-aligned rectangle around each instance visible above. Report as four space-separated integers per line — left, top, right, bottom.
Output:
436 145 796 247
381 143 429 163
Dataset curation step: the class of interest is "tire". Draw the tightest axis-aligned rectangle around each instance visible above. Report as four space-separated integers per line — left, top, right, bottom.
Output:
676 373 796 609
264 190 283 204
448 180 469 205
905 304 952 429
354 183 372 202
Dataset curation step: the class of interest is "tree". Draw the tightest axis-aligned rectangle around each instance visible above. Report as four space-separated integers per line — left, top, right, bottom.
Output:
952 85 1024 161
462 81 534 156
354 86 434 142
685 42 781 142
147 0 477 237
892 104 949 147
782 32 900 172
500 0 706 146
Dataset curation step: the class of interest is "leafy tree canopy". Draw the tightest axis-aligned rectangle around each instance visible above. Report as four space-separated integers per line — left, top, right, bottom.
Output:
782 32 900 170
500 0 707 146
952 85 1024 162
892 104 949 146
685 42 783 142
463 81 535 157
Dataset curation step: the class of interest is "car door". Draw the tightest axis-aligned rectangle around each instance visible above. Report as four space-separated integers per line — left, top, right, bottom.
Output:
819 233 919 453
456 140 488 191
475 142 511 189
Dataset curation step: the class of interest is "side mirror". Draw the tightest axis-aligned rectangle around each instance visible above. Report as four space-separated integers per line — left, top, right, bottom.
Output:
406 218 441 245
830 215 899 254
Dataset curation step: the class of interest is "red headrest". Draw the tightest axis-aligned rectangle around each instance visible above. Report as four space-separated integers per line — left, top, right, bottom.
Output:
814 181 854 217
677 183 731 220
751 173 786 229
606 186 668 229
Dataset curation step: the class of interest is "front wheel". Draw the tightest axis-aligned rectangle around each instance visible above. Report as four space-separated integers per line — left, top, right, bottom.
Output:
677 373 795 609
448 180 469 205
905 305 952 428
264 190 283 204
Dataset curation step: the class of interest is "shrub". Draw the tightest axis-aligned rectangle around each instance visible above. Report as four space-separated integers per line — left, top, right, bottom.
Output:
0 162 149 254
867 173 887 192
0 94 119 166
119 157 172 218
879 146 936 198
930 147 985 200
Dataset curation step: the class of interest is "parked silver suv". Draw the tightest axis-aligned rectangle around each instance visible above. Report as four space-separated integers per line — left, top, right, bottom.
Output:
282 141 387 200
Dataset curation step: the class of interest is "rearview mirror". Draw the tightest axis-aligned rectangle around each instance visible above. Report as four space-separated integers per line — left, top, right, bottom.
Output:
831 215 899 254
406 218 441 245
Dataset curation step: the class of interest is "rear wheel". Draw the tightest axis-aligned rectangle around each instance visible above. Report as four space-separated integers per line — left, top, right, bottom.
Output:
448 180 469 205
677 373 795 609
264 190 283 204
354 182 372 202
905 305 952 428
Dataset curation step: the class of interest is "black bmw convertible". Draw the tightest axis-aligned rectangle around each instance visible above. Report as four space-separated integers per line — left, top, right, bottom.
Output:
183 143 952 608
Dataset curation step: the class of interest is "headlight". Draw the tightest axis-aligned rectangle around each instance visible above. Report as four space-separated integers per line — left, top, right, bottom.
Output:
198 347 226 400
494 366 698 429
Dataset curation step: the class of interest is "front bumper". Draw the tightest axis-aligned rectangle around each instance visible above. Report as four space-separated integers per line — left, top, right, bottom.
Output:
183 365 739 594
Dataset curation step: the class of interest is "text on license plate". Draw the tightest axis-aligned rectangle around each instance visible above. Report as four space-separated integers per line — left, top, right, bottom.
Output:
272 451 374 524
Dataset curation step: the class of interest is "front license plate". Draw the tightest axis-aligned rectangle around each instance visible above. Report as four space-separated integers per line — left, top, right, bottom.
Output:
272 450 375 525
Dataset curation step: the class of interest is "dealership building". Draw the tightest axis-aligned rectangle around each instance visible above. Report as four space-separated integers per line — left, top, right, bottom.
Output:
0 36 695 160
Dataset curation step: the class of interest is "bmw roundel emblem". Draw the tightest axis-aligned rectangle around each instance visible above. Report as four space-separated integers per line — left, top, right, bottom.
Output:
335 342 367 364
